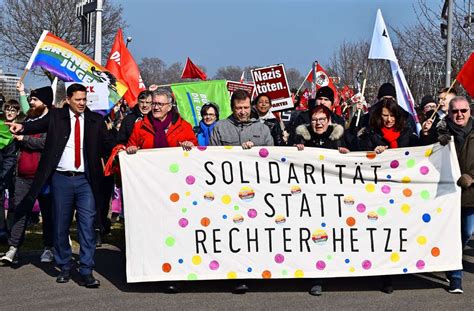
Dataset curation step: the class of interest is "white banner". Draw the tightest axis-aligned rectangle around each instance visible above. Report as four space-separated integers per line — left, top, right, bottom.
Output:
120 143 462 283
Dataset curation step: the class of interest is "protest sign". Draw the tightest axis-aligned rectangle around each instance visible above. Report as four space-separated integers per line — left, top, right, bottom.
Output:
171 80 231 127
65 82 109 111
226 81 255 98
25 30 128 109
121 143 462 283
251 64 293 111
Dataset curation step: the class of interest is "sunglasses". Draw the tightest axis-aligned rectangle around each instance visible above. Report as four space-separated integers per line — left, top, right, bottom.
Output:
451 109 469 114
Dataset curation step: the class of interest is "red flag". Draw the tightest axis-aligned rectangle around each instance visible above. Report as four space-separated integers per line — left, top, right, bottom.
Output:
456 52 474 97
106 28 146 107
305 64 340 106
340 85 354 102
298 88 309 110
181 57 207 80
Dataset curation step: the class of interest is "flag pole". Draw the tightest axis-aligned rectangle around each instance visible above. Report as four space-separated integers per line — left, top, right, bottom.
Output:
429 79 457 120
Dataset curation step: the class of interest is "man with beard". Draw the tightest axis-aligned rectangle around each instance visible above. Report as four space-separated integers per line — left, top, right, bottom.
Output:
1 86 54 264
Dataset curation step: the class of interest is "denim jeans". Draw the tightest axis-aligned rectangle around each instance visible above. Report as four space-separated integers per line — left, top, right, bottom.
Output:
447 207 474 280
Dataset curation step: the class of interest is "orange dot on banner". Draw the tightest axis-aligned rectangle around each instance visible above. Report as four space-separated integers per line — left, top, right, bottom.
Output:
366 152 376 159
402 188 412 197
431 247 440 257
201 217 211 227
346 217 356 227
162 263 172 273
170 193 180 202
262 270 272 279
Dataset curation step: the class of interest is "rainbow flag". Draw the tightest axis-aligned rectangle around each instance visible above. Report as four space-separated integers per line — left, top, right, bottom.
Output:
25 30 128 108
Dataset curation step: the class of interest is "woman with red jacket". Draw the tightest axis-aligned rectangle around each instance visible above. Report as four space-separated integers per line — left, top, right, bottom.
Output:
126 88 197 154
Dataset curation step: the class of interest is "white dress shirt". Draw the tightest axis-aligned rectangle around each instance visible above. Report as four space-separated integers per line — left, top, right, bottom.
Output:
57 109 85 172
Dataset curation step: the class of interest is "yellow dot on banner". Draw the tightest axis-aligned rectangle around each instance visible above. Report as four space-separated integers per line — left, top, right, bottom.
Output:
401 203 411 214
417 236 427 245
221 195 232 204
294 269 304 278
390 252 400 262
224 146 233 150
183 151 189 157
424 149 433 157
437 208 442 213
185 191 191 196
401 176 411 183
192 255 202 265
227 271 237 279
319 155 325 160
365 183 375 193
349 267 355 272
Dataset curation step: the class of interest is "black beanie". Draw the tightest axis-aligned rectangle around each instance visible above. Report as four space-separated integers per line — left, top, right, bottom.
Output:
377 83 396 99
30 86 53 107
316 86 334 103
420 95 436 110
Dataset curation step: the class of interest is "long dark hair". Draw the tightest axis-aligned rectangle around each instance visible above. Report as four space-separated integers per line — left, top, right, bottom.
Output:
369 98 406 132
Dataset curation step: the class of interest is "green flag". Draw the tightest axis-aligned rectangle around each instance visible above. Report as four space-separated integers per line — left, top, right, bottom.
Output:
0 120 13 149
171 80 231 127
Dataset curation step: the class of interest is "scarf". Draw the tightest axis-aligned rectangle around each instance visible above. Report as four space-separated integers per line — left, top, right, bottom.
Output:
447 118 473 155
150 113 172 148
380 127 400 149
197 120 216 146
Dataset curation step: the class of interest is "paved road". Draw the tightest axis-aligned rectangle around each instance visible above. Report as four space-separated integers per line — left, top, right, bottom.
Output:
1 243 473 310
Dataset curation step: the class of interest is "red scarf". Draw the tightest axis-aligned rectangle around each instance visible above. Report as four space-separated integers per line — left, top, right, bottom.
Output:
380 127 400 149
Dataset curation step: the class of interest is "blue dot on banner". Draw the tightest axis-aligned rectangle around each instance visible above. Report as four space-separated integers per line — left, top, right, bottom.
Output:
422 213 431 223
247 267 252 272
321 222 326 227
403 268 408 273
405 151 410 156
281 157 287 162
389 199 395 204
345 259 350 264
192 201 198 206
387 175 392 179
178 259 183 264
222 214 227 219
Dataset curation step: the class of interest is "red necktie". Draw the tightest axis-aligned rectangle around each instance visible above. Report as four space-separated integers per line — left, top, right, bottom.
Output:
74 114 81 169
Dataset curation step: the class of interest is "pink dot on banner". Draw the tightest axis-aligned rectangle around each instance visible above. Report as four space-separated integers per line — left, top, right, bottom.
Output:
259 148 269 158
178 218 188 228
356 203 366 213
420 166 429 175
248 209 257 218
390 160 399 169
197 146 207 151
209 260 219 270
274 253 285 264
381 185 391 194
416 260 425 270
316 260 326 270
362 260 372 270
186 175 196 185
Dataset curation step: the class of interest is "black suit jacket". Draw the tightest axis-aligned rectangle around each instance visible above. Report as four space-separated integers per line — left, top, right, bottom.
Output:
19 105 116 210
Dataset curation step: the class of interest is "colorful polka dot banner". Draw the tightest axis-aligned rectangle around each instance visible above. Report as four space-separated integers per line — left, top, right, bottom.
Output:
119 144 462 283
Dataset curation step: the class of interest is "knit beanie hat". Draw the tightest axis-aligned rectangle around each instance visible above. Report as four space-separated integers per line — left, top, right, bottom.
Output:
316 86 334 103
30 86 54 107
420 95 436 110
377 83 396 99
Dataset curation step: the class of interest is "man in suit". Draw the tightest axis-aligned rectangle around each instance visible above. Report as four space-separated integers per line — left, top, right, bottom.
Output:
1 83 115 288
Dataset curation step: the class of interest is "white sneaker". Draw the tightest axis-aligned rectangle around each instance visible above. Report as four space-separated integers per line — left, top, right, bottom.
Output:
40 248 54 263
1 246 18 264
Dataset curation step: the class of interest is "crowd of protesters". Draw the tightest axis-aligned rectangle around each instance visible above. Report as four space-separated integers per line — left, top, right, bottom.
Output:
0 80 472 295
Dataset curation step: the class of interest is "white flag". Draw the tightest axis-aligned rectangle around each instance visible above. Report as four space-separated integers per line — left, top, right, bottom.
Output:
368 9 421 133
239 71 245 83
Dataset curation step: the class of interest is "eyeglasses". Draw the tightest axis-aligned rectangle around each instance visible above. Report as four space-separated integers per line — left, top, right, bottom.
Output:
451 109 469 114
151 102 170 108
311 117 327 123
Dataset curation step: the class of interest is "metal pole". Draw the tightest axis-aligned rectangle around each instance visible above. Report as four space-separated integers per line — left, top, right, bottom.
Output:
445 0 453 87
94 0 103 64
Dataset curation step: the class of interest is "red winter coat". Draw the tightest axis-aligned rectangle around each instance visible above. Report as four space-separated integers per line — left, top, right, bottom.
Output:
127 112 197 149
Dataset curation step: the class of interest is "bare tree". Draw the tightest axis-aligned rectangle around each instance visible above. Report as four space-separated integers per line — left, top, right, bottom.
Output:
139 57 166 86
0 0 126 74
285 68 304 90
213 66 243 81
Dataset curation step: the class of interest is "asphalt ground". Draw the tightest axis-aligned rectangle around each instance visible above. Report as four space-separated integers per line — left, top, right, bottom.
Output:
0 234 473 310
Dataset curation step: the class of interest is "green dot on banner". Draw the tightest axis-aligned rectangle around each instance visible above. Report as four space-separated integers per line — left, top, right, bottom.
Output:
406 159 415 168
187 273 198 280
282 270 288 276
234 205 239 211
165 236 175 247
377 207 387 216
327 254 333 260
181 208 187 213
169 163 179 173
420 190 430 200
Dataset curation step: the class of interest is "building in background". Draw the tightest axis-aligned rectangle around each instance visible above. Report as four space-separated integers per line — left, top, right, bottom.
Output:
0 69 20 100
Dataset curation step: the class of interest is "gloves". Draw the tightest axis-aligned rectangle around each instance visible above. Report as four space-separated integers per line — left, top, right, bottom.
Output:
438 135 451 146
457 174 473 189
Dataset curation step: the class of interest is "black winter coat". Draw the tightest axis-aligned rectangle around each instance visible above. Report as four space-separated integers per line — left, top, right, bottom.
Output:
117 106 144 144
356 126 419 151
294 124 346 150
